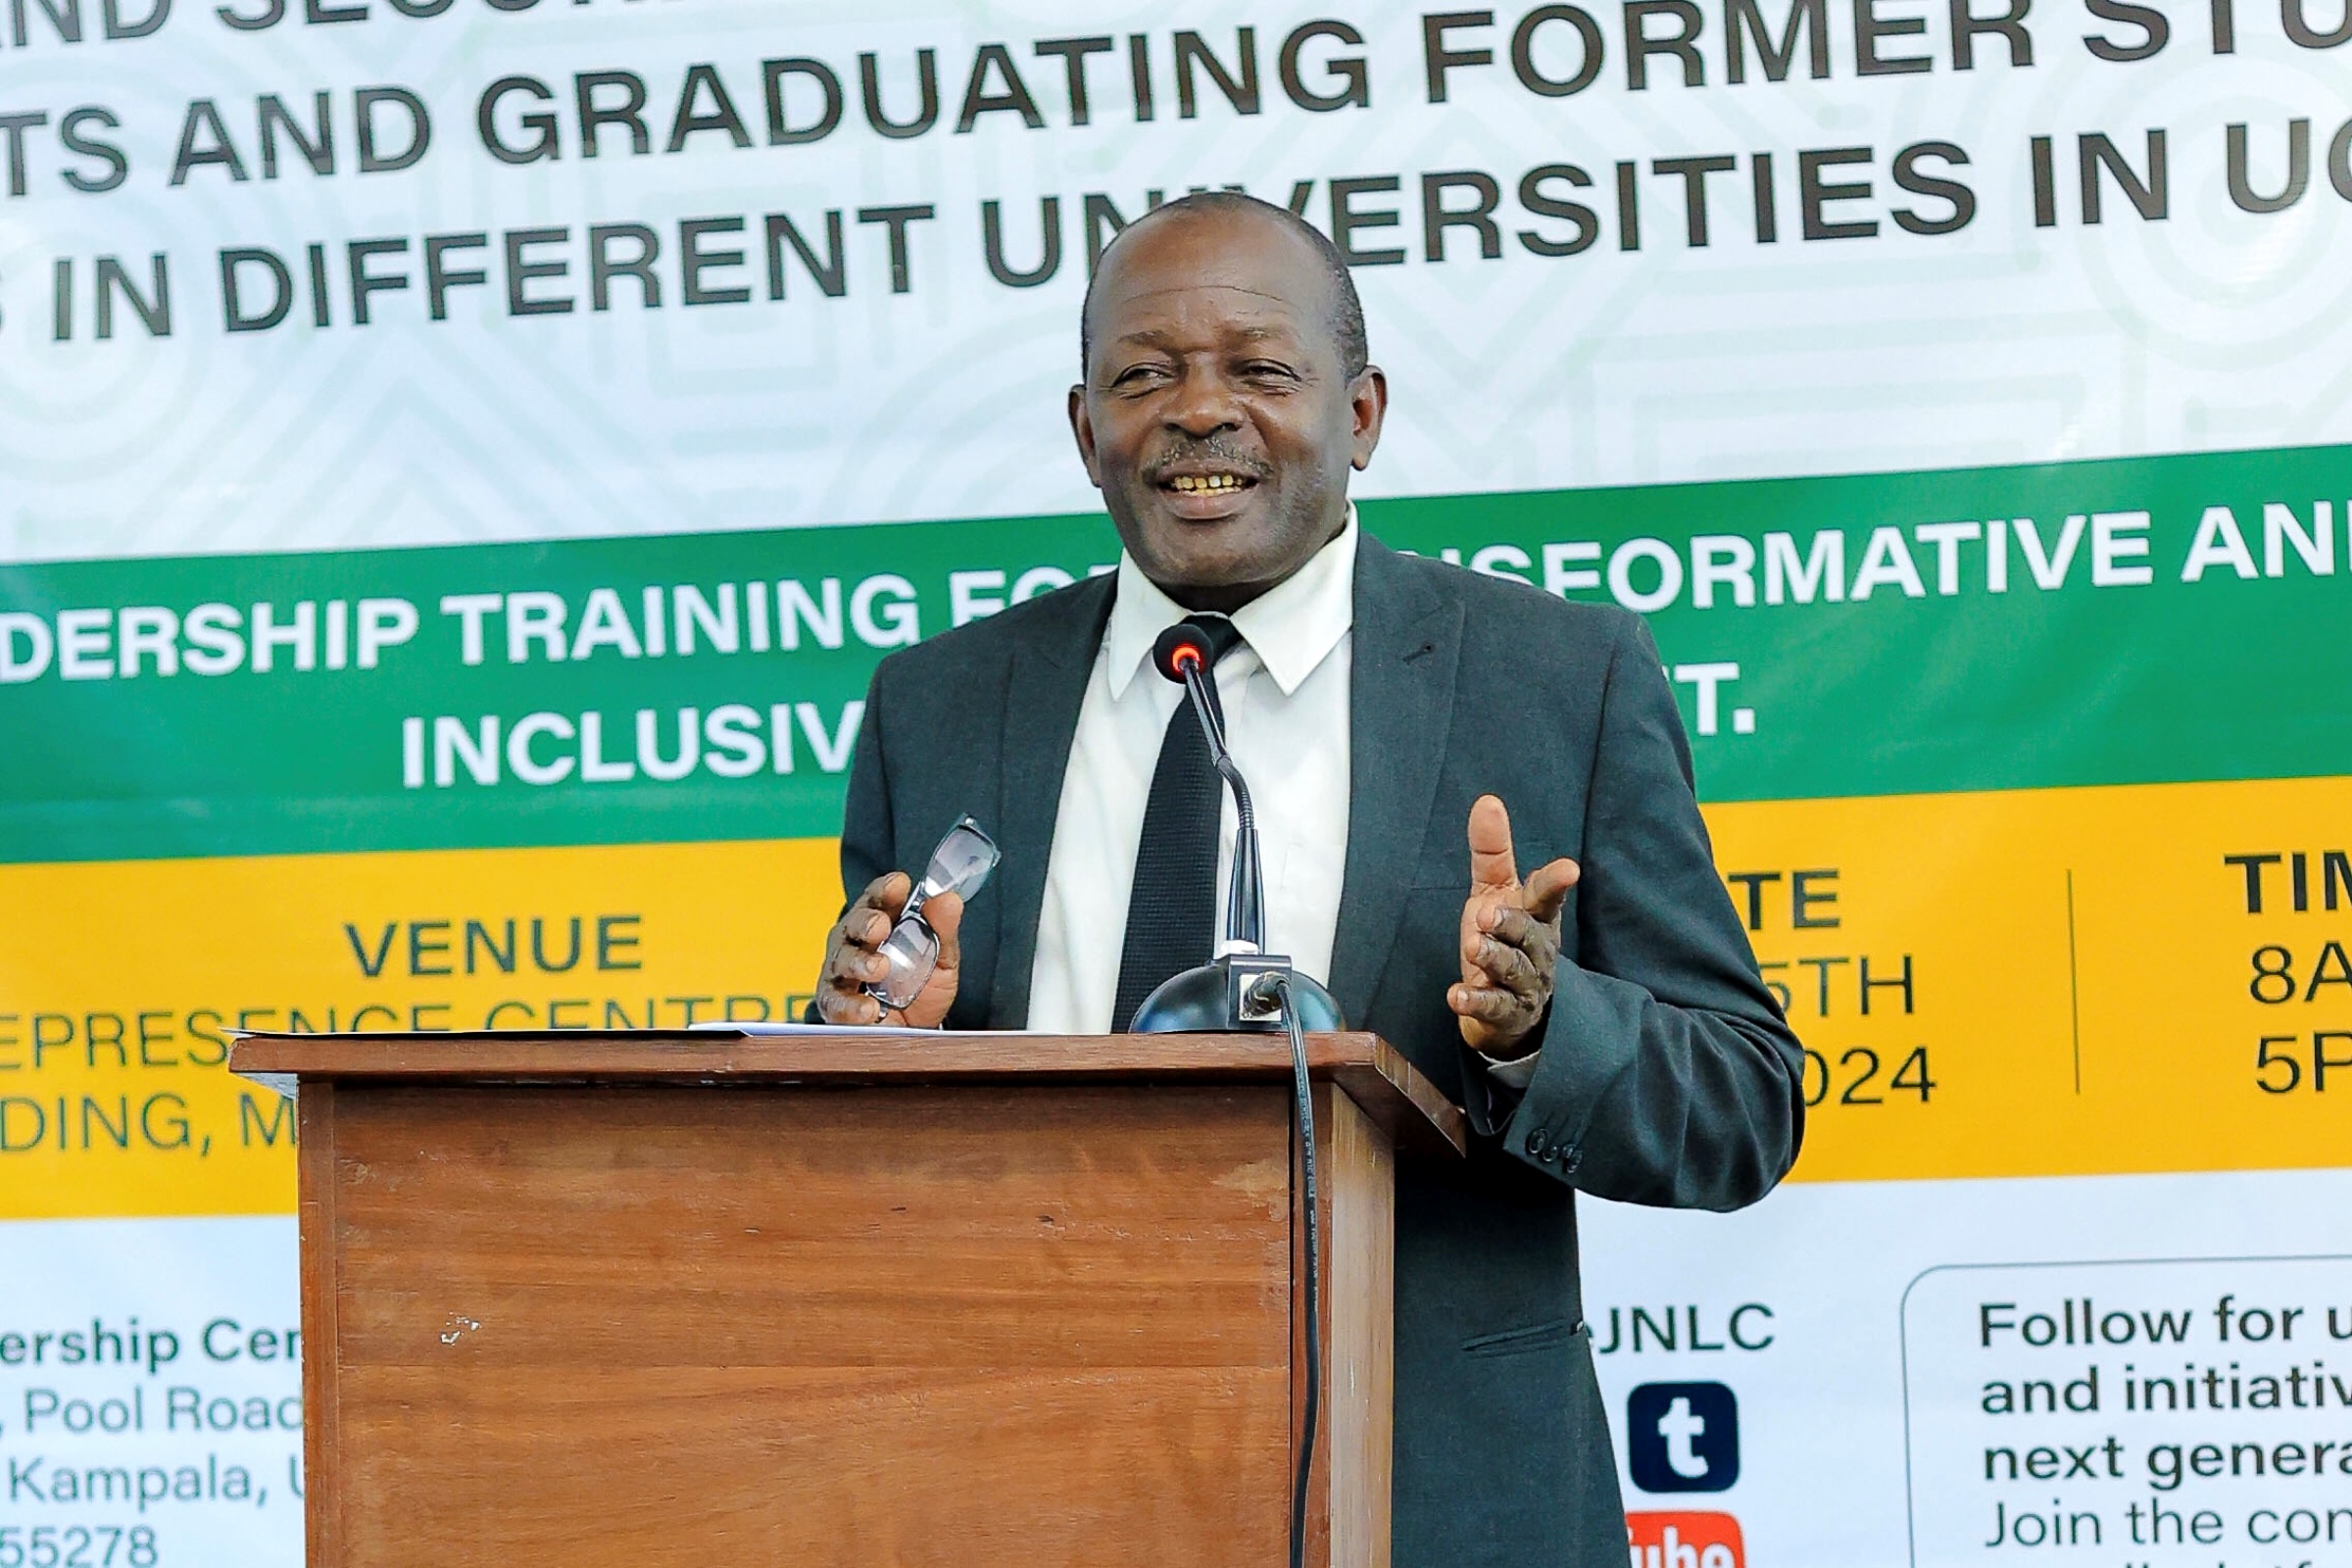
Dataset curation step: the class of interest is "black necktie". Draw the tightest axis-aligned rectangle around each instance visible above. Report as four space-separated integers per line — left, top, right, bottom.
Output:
1110 616 1247 1032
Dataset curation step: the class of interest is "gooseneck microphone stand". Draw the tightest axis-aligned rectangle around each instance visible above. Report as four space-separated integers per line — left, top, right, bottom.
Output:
1129 617 1345 1036
1128 616 1343 1568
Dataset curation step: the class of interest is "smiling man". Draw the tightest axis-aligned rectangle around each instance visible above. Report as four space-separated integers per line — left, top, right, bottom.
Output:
815 192 1804 1565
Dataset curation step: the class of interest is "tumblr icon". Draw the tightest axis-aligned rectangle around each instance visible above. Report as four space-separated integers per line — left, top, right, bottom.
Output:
1626 1382 1740 1494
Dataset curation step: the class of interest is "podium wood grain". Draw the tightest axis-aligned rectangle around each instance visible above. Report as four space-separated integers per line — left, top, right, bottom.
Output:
235 1031 1460 1568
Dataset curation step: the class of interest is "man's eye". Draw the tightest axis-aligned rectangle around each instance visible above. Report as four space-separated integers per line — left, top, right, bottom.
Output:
1243 362 1299 382
1112 365 1170 387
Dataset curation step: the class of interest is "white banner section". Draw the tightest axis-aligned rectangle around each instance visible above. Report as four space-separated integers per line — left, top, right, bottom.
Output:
6 1178 2352 1566
1582 1170 2352 1568
0 1218 301 1565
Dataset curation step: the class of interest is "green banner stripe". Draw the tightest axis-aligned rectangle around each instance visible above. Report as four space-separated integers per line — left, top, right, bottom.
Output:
2 442 2347 864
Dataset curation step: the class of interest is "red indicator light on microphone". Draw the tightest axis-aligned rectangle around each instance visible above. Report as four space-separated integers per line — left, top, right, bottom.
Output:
1152 621 1219 685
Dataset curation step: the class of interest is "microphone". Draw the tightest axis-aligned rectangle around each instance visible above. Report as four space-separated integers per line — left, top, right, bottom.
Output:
1131 616 1344 1037
1151 618 1264 955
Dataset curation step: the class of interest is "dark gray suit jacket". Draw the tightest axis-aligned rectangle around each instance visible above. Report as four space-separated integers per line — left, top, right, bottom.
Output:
834 533 1804 1566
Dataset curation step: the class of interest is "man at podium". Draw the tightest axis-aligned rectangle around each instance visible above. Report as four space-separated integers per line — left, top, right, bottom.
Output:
815 192 1804 1566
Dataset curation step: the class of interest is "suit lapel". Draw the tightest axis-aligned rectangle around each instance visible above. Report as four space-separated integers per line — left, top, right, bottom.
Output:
1331 537 1463 1026
985 573 1116 1028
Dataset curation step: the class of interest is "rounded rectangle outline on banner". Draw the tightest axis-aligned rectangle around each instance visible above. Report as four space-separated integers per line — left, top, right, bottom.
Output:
1897 1252 2352 1567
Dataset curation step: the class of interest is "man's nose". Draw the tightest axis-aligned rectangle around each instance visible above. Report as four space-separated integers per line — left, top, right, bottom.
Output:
1160 367 1244 437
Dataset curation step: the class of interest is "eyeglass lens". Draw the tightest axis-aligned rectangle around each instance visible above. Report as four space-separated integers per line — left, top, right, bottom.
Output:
920 819 1000 902
871 919 942 1009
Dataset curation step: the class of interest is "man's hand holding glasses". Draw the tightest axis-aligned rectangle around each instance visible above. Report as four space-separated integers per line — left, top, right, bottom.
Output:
815 817 999 1027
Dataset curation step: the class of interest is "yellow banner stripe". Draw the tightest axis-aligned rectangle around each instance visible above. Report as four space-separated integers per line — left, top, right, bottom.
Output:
1706 774 2352 1183
0 837 842 1218
4 772 2344 1217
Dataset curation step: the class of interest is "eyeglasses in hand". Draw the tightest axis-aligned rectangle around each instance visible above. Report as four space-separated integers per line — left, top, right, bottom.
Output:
863 816 1000 1011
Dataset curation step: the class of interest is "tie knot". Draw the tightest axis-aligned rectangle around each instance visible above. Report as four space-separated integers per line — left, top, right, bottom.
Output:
1189 615 1246 665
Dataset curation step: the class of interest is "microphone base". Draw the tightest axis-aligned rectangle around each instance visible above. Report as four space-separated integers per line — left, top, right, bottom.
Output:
1127 955 1347 1034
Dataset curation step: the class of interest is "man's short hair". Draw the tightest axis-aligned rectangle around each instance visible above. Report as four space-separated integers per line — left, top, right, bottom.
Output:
1079 191 1370 380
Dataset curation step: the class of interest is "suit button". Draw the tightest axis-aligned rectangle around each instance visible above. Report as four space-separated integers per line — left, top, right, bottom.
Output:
1561 1147 1583 1173
1524 1128 1549 1159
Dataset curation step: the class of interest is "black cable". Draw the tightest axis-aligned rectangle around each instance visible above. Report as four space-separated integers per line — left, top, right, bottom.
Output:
1271 971 1320 1568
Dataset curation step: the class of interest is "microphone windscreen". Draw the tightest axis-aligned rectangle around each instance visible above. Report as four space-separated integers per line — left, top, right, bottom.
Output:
1152 621 1208 684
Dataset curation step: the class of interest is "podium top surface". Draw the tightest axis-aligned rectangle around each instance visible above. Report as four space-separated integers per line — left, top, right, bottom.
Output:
228 1028 1465 1157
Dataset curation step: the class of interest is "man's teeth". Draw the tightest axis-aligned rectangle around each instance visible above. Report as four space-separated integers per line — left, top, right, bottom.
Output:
1169 473 1249 493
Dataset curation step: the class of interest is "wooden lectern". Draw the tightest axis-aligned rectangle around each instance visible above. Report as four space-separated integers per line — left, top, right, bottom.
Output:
228 1029 1463 1567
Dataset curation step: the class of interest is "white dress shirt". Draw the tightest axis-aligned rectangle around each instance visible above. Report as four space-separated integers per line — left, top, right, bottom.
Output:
1022 511 1540 1084
1027 512 1357 1034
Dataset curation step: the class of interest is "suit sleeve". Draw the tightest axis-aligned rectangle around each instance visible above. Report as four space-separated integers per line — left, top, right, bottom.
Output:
804 665 897 1022
1488 614 1805 1211
838 662 896 902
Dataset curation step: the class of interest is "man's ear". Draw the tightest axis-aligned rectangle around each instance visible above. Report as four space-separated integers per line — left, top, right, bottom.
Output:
1349 367 1389 471
1068 384 1104 489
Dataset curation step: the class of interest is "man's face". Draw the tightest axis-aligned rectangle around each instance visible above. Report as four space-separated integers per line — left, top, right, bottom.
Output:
1070 208 1386 611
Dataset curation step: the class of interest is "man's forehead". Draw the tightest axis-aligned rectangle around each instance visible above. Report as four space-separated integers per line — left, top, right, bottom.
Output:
1104 280 1305 328
1080 203 1352 372
1097 211 1328 302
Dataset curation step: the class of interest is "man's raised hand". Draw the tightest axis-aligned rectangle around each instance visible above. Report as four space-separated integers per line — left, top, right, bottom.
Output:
1448 794 1579 1059
814 873 964 1028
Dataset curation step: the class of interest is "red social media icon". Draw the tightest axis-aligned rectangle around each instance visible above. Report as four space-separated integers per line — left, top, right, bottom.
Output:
1626 1510 1744 1568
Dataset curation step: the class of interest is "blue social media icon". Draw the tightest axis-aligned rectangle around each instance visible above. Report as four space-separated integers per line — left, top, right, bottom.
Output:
1627 1382 1740 1494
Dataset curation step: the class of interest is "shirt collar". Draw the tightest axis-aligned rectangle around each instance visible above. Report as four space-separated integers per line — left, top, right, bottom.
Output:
1104 505 1359 700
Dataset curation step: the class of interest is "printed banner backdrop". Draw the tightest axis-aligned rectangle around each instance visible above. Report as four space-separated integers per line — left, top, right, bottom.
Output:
3 2 2350 1563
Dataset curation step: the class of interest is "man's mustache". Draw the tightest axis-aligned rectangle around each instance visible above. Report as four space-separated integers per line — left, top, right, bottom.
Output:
1140 437 1272 485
